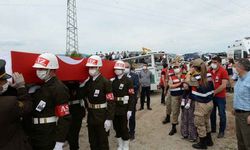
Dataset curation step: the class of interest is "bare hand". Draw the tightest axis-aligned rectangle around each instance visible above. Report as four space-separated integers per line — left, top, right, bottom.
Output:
247 115 250 125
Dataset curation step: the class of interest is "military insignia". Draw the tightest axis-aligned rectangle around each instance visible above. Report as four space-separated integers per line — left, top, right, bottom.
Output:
94 89 100 97
119 84 124 90
35 100 46 112
106 93 114 101
55 104 70 117
128 88 135 94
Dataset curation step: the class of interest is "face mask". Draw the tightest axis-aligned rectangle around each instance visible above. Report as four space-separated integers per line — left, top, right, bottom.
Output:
124 68 130 74
211 63 218 70
0 82 9 94
36 70 50 81
174 68 180 74
114 70 123 76
89 68 99 77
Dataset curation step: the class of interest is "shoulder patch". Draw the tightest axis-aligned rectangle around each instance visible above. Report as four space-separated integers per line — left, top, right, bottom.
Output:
79 77 90 88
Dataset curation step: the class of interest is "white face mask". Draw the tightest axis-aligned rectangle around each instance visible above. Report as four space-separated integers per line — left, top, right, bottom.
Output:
89 68 99 77
124 68 130 74
174 68 180 74
36 70 50 81
0 82 9 94
211 63 218 70
114 70 124 76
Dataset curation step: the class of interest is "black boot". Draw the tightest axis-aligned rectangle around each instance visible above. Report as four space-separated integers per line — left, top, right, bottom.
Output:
162 115 170 124
206 132 214 146
169 124 177 136
192 137 207 149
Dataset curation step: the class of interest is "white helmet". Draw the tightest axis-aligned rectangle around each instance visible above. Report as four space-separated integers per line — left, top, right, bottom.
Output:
86 55 102 67
114 60 125 70
33 53 59 69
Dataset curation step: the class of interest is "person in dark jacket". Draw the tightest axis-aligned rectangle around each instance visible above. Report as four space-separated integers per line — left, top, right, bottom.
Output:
78 55 115 150
124 62 140 140
0 59 32 150
65 81 85 150
29 53 71 150
111 60 135 150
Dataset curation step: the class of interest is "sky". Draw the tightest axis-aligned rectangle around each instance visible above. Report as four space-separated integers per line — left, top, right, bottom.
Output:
0 0 250 55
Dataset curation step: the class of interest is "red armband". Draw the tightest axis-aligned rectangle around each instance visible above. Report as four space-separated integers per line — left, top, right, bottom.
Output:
128 88 135 95
55 104 70 117
106 93 114 101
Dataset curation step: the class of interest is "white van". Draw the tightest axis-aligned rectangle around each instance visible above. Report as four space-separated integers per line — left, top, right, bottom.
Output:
227 37 250 60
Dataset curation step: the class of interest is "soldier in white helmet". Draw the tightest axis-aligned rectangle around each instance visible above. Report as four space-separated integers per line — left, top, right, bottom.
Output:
110 60 134 150
78 55 115 150
29 53 71 150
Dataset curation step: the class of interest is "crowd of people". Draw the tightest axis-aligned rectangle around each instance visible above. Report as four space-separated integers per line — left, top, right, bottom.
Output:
160 56 250 150
0 52 250 150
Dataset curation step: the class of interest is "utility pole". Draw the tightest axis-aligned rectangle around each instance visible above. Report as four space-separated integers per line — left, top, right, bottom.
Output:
66 0 79 55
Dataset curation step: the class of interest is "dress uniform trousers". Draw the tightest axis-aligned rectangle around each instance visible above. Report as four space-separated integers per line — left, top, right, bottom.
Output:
114 114 130 140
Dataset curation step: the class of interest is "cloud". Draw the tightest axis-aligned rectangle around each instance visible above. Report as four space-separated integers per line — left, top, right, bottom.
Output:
0 0 250 55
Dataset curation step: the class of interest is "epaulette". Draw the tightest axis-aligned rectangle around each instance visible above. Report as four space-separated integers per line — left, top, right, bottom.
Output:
28 85 41 94
110 77 115 82
79 77 90 88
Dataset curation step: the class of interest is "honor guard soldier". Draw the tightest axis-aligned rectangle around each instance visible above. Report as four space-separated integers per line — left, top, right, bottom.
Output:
29 53 71 150
0 59 32 150
78 55 115 150
111 60 135 150
168 60 186 136
65 81 85 150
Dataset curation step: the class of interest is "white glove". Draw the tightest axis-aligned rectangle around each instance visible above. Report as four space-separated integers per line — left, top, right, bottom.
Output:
127 111 132 120
181 99 185 107
104 120 112 132
11 72 25 89
185 103 191 109
53 142 64 150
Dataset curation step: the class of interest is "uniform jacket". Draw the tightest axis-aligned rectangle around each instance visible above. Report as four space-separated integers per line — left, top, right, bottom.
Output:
30 77 71 147
111 75 135 115
0 87 32 150
78 75 115 125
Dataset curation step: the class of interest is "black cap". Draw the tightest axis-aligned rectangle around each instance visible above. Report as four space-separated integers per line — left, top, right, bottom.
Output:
0 59 12 80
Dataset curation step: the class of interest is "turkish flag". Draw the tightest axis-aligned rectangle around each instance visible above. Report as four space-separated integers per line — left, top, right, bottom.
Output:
11 51 115 84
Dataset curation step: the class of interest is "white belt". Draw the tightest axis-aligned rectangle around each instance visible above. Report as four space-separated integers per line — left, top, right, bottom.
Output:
33 116 58 125
69 99 84 106
117 96 129 104
87 99 107 109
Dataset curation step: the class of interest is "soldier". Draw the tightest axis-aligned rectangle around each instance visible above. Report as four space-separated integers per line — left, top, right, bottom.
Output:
124 62 140 140
65 81 85 150
29 53 71 150
111 60 134 150
168 61 186 136
0 59 32 150
162 66 174 124
78 55 115 150
184 58 214 149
